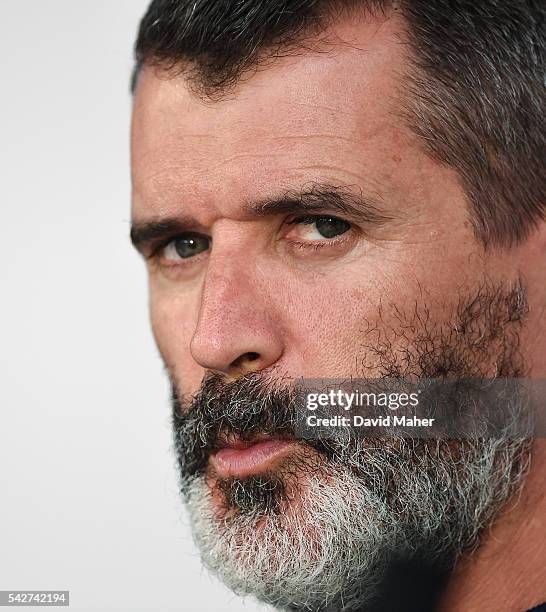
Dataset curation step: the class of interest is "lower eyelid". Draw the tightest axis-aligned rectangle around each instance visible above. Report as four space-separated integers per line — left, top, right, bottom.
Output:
161 250 208 265
287 232 353 251
293 241 328 251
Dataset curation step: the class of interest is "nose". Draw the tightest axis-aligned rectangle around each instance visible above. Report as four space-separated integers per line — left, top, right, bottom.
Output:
190 249 284 379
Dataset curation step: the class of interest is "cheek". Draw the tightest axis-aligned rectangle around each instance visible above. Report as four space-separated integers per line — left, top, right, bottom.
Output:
274 273 379 378
149 289 203 393
277 247 485 378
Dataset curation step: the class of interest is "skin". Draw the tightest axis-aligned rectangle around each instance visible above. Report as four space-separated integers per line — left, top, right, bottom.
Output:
131 11 546 611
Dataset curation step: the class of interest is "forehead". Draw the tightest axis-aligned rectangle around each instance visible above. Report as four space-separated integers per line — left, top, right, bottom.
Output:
131 13 409 220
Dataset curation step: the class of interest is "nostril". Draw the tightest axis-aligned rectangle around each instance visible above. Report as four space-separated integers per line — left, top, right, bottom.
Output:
231 352 260 368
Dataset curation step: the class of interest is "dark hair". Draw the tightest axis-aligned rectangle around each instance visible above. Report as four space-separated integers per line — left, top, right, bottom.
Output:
133 0 545 248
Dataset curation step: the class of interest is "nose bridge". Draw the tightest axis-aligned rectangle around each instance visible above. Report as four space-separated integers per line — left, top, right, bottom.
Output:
200 246 247 318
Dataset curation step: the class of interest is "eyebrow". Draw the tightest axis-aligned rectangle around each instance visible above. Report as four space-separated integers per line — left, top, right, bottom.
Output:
130 183 390 254
246 183 389 223
130 217 196 254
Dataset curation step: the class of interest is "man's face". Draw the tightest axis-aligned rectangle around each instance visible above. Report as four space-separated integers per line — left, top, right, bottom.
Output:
131 12 542 611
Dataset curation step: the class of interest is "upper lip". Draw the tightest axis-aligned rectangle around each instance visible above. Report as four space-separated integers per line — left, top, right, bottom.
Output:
215 433 291 451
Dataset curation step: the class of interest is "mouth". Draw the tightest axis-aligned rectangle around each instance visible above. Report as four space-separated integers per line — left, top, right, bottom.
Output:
209 435 298 479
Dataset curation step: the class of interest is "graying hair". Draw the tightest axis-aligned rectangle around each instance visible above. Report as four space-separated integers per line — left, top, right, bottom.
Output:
133 0 545 247
186 435 530 611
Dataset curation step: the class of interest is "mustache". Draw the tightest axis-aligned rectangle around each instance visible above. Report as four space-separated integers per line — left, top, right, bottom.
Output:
171 279 529 486
171 372 319 483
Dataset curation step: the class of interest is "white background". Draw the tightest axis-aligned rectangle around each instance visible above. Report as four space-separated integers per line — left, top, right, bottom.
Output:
0 2 269 610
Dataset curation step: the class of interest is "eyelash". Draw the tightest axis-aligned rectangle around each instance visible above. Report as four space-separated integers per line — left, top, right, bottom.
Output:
292 241 329 251
287 216 331 252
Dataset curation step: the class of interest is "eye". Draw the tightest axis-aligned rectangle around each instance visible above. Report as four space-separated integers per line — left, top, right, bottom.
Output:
287 215 352 242
162 233 210 261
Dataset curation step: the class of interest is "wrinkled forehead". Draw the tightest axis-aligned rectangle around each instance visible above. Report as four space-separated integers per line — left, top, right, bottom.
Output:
130 14 408 217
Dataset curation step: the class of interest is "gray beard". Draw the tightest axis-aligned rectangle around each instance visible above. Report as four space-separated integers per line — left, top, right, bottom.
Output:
184 436 530 611
172 279 532 611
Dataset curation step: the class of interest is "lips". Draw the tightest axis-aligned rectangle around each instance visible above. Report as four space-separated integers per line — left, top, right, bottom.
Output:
209 437 297 479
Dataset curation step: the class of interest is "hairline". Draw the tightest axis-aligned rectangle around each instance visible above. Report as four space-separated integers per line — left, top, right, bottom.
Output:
130 1 545 249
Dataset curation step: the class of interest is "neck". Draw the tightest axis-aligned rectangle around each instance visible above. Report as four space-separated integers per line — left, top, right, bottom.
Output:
440 439 546 611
